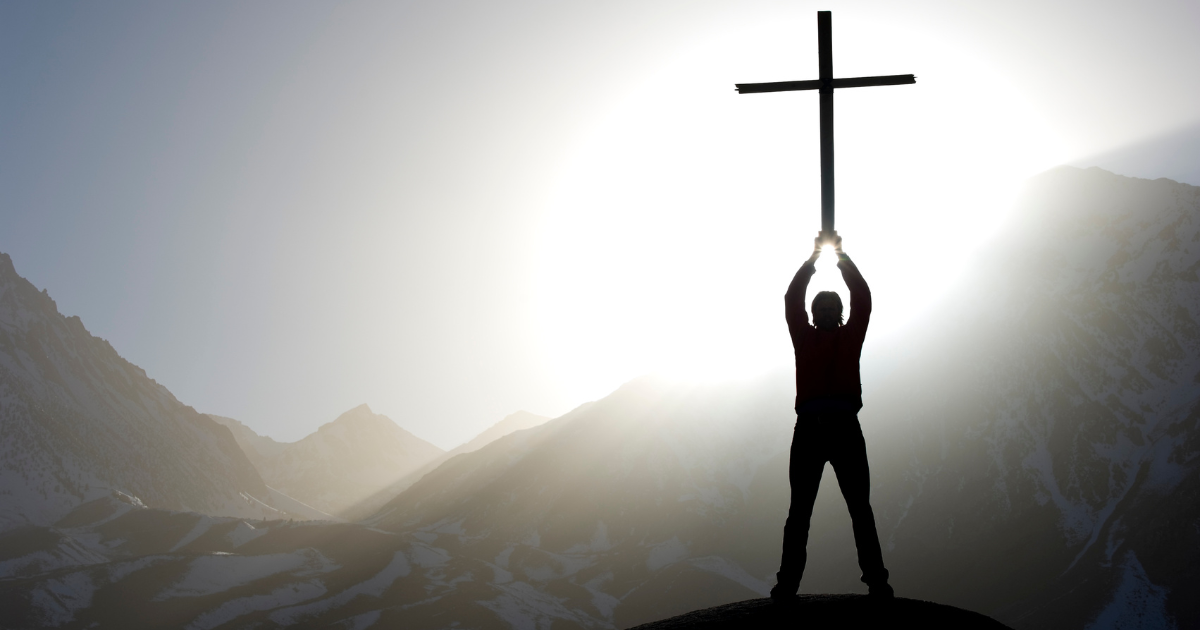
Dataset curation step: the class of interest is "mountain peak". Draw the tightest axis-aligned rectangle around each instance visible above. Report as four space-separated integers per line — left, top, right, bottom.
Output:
343 403 373 415
322 404 389 432
239 404 443 517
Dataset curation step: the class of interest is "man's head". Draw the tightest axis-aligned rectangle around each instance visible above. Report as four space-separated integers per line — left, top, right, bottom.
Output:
812 291 844 330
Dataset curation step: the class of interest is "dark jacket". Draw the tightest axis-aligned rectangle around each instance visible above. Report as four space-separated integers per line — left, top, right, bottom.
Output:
784 255 871 413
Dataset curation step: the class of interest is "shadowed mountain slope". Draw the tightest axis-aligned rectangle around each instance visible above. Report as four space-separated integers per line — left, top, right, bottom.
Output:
628 596 1012 630
210 405 443 518
854 168 1200 628
0 253 298 529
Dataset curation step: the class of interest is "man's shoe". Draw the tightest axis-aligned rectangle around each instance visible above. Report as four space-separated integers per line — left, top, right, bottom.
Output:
868 582 894 599
770 582 798 602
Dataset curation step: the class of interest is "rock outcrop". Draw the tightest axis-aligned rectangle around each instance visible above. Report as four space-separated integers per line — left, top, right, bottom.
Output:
627 596 1012 630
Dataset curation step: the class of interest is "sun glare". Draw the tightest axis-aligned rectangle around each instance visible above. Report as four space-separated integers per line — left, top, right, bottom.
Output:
536 17 1065 404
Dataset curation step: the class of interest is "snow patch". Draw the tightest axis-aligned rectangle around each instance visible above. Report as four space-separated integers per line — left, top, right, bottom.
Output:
0 535 108 579
495 545 515 569
689 555 770 596
186 580 328 630
646 536 688 571
1085 551 1177 630
226 521 269 548
171 515 216 552
564 521 613 554
409 543 450 568
108 555 172 582
582 571 620 621
490 564 514 584
30 571 94 627
268 551 411 625
157 549 338 599
337 610 383 629
519 549 594 582
477 580 589 630
433 518 466 535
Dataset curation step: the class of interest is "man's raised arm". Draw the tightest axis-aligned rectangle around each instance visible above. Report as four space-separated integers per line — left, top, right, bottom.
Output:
836 247 872 333
785 237 823 332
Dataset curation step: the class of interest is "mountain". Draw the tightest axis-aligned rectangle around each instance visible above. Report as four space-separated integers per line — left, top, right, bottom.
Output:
338 410 551 521
1 167 1195 629
447 411 551 461
210 405 443 519
206 415 287 462
859 167 1200 628
0 253 304 529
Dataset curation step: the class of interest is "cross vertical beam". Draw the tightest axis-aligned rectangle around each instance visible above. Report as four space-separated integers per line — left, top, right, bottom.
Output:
818 11 834 236
735 11 914 243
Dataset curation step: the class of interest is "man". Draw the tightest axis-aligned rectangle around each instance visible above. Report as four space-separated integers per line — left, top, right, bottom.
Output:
771 232 893 601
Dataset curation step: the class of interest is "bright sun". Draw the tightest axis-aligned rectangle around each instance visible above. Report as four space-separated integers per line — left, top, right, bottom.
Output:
536 17 1064 404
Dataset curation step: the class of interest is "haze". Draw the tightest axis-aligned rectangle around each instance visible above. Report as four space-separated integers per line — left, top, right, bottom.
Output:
1 0 1197 447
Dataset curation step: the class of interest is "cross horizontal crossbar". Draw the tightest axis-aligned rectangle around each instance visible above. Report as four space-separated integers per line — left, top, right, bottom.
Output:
735 74 915 94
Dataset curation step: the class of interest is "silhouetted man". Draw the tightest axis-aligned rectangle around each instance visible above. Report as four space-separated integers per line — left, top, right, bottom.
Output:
771 233 893 601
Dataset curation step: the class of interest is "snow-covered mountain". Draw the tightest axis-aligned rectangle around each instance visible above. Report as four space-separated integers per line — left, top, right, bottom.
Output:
0 254 307 529
209 405 443 519
1 167 1194 629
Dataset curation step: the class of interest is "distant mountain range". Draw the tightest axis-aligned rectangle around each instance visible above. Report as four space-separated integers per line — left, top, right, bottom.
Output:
0 167 1195 629
337 410 551 522
209 408 548 522
208 405 444 520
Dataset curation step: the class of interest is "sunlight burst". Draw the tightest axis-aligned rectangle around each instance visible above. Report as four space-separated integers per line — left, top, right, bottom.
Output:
536 17 1065 403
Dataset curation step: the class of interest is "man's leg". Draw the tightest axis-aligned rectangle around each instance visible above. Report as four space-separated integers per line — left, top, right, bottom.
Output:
829 416 890 591
773 420 826 600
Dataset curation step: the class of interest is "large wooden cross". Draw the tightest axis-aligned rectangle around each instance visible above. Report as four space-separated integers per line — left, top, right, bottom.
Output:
736 11 914 242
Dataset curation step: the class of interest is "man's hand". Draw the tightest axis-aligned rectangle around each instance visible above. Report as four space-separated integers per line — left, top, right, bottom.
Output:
806 235 823 264
818 230 843 253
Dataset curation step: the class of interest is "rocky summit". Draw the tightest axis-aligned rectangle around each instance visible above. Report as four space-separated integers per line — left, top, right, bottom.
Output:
629 596 1012 630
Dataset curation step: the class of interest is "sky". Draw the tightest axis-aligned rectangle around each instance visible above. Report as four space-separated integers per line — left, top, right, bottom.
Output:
1 0 1197 448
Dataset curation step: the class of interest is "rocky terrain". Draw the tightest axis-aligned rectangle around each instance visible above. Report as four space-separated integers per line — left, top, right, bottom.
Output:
0 167 1195 629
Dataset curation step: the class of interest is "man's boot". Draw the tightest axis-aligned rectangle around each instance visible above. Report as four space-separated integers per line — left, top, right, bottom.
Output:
867 582 894 599
770 580 799 602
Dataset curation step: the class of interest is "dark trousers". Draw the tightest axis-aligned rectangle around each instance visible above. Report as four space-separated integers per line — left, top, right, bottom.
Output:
776 413 889 587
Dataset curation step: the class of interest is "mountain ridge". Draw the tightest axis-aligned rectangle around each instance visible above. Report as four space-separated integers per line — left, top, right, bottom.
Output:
0 253 299 528
209 404 443 518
